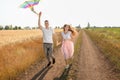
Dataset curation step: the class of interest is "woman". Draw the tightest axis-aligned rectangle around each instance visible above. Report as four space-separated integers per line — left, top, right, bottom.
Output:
58 24 77 68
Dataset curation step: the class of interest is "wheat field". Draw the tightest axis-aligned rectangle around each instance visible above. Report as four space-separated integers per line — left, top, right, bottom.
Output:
0 29 62 80
86 28 120 71
0 30 42 46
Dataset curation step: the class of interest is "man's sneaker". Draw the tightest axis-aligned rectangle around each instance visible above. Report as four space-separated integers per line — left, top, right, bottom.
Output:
52 58 55 64
47 62 51 67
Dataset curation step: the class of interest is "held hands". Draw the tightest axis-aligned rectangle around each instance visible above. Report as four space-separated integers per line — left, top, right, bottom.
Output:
56 41 61 46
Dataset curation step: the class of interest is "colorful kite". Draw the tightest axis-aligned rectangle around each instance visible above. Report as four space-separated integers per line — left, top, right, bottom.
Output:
20 0 41 15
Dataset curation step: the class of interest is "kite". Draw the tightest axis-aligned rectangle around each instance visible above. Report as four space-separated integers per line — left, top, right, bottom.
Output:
20 0 41 15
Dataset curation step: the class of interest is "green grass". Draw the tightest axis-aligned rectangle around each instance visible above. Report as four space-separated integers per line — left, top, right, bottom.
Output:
85 28 120 71
67 30 82 80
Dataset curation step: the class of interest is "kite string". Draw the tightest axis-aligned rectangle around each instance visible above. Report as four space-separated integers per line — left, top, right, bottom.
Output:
30 7 38 15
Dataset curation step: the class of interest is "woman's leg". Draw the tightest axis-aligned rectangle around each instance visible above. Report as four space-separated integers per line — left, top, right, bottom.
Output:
68 58 73 65
67 41 74 65
65 59 68 65
65 59 71 69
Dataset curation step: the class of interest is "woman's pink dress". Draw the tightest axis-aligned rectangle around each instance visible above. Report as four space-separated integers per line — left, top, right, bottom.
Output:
61 31 74 59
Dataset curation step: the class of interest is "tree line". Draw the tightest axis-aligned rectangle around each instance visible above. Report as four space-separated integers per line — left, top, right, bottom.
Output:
0 25 39 30
85 22 120 29
0 24 81 30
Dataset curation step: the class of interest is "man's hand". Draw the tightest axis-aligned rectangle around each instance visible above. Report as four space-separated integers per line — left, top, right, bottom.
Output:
39 12 42 17
38 12 42 29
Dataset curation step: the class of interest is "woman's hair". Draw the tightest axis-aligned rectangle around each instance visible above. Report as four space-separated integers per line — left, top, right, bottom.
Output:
63 24 67 31
63 24 76 36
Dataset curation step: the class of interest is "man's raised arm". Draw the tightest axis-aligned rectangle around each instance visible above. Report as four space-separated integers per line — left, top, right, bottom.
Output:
38 12 42 29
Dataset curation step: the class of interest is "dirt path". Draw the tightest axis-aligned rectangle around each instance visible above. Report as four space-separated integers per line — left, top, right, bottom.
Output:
42 48 66 80
76 31 118 80
16 30 119 80
16 47 66 80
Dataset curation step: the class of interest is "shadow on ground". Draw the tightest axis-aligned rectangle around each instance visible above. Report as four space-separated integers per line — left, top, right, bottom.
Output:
31 66 53 80
54 64 72 80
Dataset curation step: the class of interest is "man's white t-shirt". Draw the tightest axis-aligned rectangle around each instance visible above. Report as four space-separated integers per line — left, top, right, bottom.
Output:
41 27 54 43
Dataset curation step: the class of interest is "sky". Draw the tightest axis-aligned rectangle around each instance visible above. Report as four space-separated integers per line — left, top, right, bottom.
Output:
0 0 120 28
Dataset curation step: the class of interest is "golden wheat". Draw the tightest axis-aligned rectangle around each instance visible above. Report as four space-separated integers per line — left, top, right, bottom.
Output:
0 29 62 80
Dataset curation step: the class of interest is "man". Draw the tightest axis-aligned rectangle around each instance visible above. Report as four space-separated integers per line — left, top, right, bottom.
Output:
38 12 55 67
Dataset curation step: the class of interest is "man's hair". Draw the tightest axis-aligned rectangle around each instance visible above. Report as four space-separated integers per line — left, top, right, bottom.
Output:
44 20 49 23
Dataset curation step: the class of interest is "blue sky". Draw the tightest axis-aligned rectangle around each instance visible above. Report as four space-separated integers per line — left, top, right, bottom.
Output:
0 0 120 28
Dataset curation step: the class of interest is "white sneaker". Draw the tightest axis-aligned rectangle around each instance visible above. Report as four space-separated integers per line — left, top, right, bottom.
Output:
65 64 70 69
